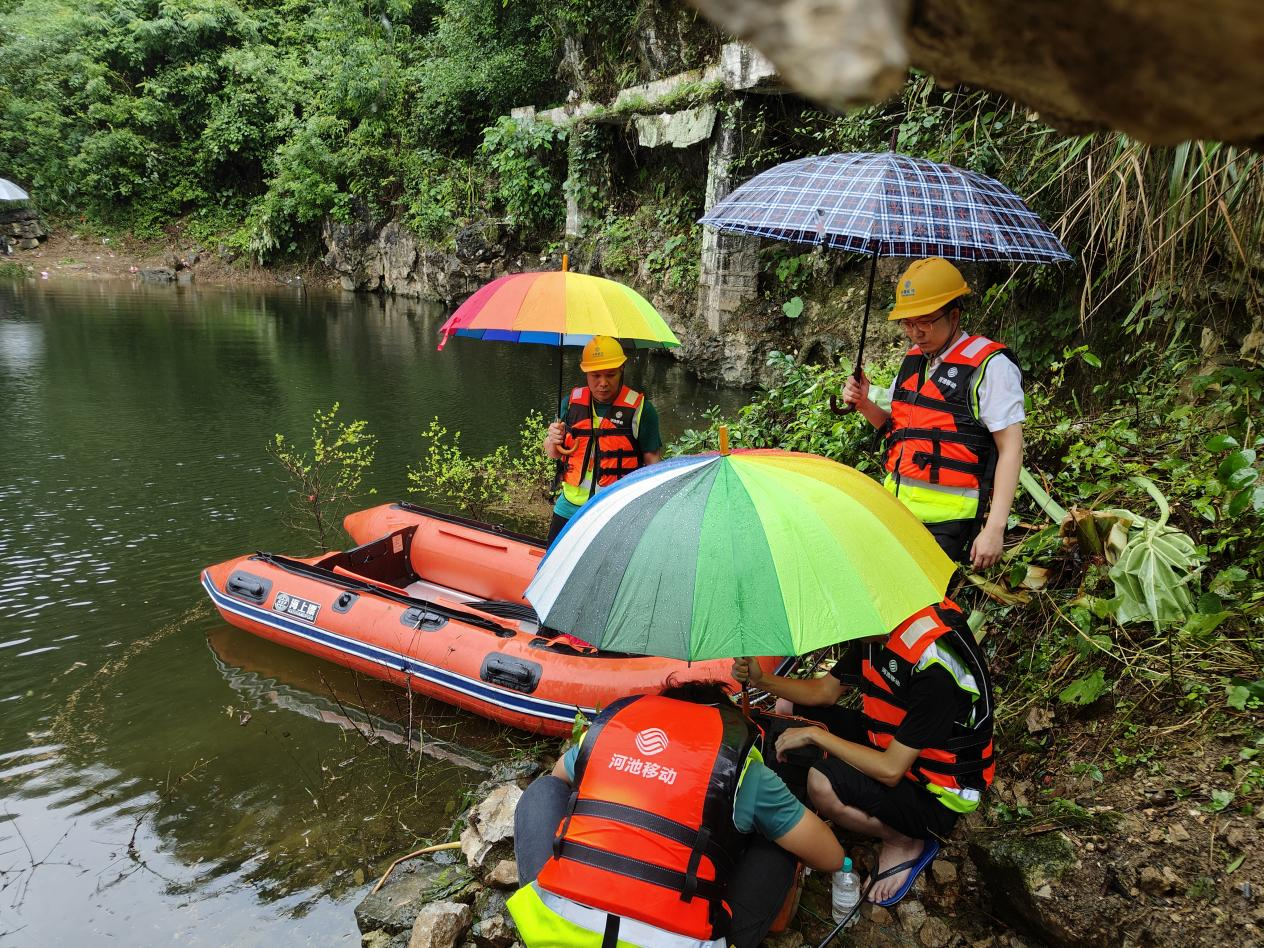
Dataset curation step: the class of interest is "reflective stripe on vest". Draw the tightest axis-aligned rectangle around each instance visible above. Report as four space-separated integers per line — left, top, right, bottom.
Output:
507 881 726 948
884 335 1011 494
536 695 754 940
860 601 994 811
882 474 979 525
562 385 644 507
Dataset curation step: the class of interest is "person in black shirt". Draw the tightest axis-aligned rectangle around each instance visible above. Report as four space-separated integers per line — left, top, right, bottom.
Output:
732 598 994 907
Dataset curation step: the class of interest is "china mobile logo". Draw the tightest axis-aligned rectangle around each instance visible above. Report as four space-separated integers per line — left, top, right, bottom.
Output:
635 728 669 756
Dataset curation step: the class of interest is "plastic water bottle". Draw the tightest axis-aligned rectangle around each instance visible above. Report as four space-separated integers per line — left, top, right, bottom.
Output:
831 856 861 927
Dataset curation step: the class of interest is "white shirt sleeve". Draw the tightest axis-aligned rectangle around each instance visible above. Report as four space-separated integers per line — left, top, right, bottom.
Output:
975 355 1025 432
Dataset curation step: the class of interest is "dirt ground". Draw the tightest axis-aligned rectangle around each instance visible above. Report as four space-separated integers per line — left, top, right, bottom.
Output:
6 226 340 290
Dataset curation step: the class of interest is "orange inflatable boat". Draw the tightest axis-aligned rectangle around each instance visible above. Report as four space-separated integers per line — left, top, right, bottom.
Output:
202 503 783 736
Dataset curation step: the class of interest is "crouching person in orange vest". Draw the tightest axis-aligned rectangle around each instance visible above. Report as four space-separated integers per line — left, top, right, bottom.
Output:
543 336 663 544
733 598 993 908
841 258 1025 569
507 680 844 948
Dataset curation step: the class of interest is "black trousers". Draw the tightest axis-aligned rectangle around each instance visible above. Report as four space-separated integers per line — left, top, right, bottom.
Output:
927 517 977 564
545 512 570 545
514 775 796 948
793 707 959 841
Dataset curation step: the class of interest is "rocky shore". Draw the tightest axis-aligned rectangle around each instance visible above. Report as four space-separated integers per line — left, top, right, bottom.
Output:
355 757 1051 948
356 720 1264 948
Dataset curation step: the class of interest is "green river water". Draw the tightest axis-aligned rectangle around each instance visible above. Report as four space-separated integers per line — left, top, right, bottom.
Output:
0 278 744 946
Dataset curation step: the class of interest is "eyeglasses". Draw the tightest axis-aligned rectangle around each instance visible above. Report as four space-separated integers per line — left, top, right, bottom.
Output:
900 311 948 333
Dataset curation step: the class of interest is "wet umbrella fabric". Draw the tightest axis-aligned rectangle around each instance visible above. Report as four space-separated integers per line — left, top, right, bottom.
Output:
0 178 30 202
437 270 680 351
698 152 1071 263
525 449 954 662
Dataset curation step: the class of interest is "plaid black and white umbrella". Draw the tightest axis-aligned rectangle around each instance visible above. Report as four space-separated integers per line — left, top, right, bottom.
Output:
699 152 1070 409
699 152 1070 263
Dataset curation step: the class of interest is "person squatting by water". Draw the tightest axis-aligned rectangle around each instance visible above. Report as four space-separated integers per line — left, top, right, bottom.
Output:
841 257 1025 568
542 335 663 544
733 597 994 907
507 680 845 948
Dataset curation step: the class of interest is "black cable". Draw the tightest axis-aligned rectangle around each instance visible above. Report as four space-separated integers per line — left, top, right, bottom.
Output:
814 874 877 948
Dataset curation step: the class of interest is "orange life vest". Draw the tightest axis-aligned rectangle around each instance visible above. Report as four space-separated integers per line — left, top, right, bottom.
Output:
562 385 644 501
537 695 755 941
884 335 1016 494
859 599 994 811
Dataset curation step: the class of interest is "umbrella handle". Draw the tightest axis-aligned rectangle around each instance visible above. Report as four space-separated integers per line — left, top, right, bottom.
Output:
829 393 855 416
552 423 579 456
558 429 578 460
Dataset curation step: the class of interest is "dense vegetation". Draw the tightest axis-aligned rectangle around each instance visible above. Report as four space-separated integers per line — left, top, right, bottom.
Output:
0 0 575 254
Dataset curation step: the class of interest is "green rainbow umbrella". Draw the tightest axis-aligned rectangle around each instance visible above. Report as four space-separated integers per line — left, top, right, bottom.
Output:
525 441 954 661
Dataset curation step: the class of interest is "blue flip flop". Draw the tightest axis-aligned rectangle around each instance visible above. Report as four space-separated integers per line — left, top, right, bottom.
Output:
873 837 941 907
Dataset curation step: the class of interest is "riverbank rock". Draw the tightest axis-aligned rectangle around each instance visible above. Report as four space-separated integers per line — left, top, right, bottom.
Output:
460 783 523 868
408 901 472 948
485 860 519 889
969 830 1088 946
469 913 516 948
0 207 47 253
355 856 475 936
322 205 524 302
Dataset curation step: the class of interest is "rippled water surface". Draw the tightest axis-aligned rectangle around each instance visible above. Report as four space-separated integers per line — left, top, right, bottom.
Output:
0 278 743 945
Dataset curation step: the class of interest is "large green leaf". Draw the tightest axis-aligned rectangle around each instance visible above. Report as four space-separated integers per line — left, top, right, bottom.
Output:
1058 669 1110 705
1204 434 1240 451
1107 477 1205 627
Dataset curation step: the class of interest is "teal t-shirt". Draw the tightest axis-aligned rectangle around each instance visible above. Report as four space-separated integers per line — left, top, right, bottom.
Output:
552 393 662 520
560 745 805 841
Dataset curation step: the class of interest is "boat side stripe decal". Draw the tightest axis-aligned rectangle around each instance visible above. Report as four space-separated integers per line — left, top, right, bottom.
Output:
202 572 594 724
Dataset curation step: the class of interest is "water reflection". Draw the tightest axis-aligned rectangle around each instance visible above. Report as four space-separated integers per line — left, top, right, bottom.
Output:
0 278 743 945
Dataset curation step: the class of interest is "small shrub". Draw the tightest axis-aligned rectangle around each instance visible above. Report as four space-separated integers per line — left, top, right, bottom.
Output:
269 403 377 552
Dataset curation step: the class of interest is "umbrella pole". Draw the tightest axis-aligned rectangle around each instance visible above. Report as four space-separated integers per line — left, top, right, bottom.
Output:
556 333 564 418
830 249 880 416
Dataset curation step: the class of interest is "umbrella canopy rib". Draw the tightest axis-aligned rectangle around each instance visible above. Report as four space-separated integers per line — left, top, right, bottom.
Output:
734 452 950 649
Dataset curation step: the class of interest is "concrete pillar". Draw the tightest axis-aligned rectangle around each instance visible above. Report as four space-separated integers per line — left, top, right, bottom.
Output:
563 124 611 240
698 101 761 333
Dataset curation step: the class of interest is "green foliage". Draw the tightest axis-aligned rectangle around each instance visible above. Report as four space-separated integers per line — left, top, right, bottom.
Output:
1206 433 1264 517
0 0 563 255
408 0 558 151
671 351 894 466
1106 477 1205 628
407 411 554 529
590 190 702 293
0 261 27 280
269 402 378 552
1057 669 1110 705
479 117 566 237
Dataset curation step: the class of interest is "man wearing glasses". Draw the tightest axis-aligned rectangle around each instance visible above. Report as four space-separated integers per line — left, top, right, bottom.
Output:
841 258 1024 568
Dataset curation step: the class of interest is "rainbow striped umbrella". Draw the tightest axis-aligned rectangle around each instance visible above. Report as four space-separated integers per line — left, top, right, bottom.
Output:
525 448 954 661
437 270 680 350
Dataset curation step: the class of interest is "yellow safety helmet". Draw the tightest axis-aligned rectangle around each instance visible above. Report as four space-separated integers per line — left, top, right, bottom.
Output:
888 258 972 320
580 335 627 372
